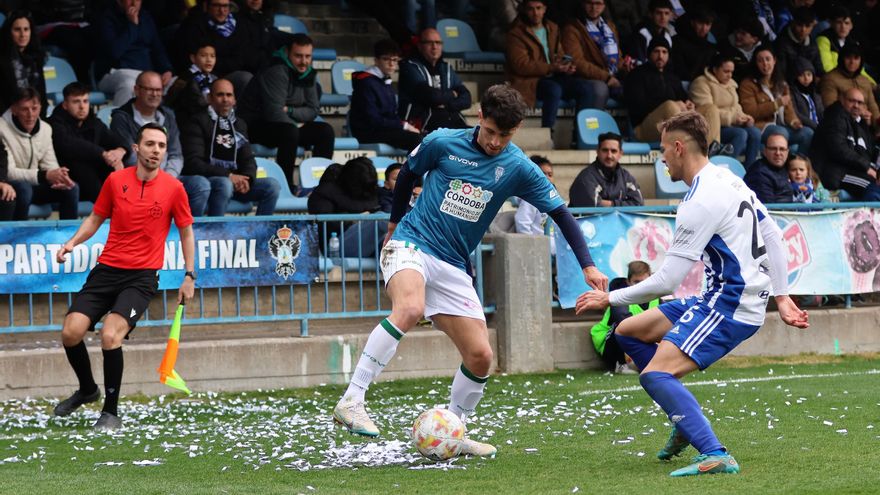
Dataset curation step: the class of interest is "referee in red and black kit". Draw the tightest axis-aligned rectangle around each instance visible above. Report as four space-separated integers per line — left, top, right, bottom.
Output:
54 122 196 430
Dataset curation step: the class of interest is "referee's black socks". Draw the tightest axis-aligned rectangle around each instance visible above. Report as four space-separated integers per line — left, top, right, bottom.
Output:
63 341 98 395
101 347 123 416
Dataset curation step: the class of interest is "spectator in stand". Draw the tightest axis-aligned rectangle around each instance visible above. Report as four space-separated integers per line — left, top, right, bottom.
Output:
561 0 633 111
589 260 657 374
773 0 816 33
789 57 823 132
515 155 556 255
180 78 280 216
350 39 422 152
487 0 521 51
307 157 387 257
398 28 471 132
0 11 47 115
818 43 880 129
743 131 793 203
173 0 266 94
773 7 821 80
236 0 293 54
0 87 79 220
238 33 335 190
815 6 876 84
689 53 762 165
111 71 208 214
507 0 597 135
96 0 174 107
719 16 765 83
670 5 717 83
378 162 422 213
0 142 16 220
48 82 130 203
626 0 676 66
739 46 812 153
625 37 693 142
811 87 880 201
165 43 218 128
787 152 829 203
569 132 643 207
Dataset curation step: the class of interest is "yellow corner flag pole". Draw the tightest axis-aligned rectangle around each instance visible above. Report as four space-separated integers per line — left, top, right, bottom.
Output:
157 303 192 395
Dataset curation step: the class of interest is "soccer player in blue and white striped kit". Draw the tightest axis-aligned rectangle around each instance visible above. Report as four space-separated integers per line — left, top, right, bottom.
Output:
333 84 608 456
577 111 810 476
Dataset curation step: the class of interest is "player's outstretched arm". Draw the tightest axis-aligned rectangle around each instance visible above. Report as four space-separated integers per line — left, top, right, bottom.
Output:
177 225 196 304
575 289 609 314
775 295 809 328
547 205 608 290
57 213 106 263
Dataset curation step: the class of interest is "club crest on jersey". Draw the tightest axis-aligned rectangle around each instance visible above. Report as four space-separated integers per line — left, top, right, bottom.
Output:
441 179 493 222
448 154 478 167
494 166 504 182
268 225 301 280
149 202 163 218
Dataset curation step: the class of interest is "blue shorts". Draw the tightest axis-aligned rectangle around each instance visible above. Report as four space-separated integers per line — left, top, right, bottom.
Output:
658 297 761 370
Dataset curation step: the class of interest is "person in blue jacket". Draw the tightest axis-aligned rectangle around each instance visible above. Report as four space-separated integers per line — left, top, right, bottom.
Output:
743 131 794 204
398 28 471 133
350 39 422 152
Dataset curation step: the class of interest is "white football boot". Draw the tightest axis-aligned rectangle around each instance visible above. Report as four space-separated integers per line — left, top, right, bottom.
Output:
333 397 380 437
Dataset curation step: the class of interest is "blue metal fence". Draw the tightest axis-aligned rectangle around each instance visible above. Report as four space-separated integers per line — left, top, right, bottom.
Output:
0 214 495 336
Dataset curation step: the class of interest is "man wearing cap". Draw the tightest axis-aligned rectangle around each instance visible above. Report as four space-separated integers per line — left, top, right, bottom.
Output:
624 37 693 142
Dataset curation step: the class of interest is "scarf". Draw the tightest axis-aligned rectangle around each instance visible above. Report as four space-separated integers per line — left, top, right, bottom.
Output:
796 89 818 123
585 17 619 75
208 13 236 38
208 106 248 170
791 177 815 203
189 64 217 95
752 0 775 41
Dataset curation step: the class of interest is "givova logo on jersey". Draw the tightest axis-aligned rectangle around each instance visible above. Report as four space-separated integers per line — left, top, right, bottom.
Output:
440 179 494 222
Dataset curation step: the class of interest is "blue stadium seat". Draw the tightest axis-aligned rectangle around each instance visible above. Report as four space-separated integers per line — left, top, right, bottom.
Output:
360 143 408 155
227 199 254 214
654 159 689 199
273 14 307 34
96 106 115 126
299 157 334 189
77 201 94 217
28 204 53 219
334 137 360 150
256 158 308 212
331 60 367 97
575 109 651 154
43 56 107 105
320 93 350 107
710 155 747 178
437 19 505 64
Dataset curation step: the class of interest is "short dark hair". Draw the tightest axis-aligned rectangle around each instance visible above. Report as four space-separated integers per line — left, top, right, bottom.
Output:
290 33 313 48
790 7 816 27
518 0 547 15
688 5 716 24
373 38 400 58
648 0 673 12
480 84 527 131
598 132 622 147
736 16 765 38
530 155 550 167
385 162 402 181
829 5 851 21
627 260 651 279
12 86 41 106
62 81 91 99
709 52 736 70
658 111 709 156
190 42 215 55
136 122 167 144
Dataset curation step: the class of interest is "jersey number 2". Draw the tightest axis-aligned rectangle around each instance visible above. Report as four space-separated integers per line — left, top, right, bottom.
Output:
737 201 766 259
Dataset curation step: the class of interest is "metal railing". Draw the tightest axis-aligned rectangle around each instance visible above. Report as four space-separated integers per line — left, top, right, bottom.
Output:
0 214 496 336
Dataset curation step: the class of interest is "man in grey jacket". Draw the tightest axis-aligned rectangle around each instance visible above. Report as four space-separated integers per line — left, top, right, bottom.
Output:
569 132 644 207
111 71 210 215
239 33 335 189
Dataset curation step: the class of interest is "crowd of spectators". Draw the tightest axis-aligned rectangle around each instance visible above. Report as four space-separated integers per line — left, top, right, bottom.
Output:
0 0 879 221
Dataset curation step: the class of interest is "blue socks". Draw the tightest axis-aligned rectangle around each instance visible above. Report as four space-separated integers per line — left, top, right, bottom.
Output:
614 334 657 370
640 371 724 455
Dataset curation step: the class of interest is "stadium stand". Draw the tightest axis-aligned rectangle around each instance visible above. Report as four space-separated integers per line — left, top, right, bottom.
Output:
43 56 106 106
257 158 309 212
437 18 505 64
575 109 652 154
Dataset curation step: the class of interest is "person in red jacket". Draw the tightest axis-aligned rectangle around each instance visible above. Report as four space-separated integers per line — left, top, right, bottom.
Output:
53 122 196 431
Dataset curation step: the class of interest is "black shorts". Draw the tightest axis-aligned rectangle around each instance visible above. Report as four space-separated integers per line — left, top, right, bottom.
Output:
68 263 159 332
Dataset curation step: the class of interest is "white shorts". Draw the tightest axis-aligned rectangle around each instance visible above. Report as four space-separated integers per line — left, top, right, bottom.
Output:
380 240 485 321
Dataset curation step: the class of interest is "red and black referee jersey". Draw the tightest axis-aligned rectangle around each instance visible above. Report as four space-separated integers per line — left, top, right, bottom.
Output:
93 167 193 270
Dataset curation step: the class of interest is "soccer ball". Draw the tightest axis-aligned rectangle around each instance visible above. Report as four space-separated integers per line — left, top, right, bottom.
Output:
411 408 465 461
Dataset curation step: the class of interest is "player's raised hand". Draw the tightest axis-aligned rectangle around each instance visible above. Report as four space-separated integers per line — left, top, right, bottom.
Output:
583 266 608 291
575 289 610 314
775 295 809 329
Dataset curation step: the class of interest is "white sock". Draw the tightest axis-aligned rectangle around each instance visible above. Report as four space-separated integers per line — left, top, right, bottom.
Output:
343 319 404 402
448 364 488 421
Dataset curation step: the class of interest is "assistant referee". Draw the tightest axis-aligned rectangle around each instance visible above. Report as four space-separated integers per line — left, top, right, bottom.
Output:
54 122 196 430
